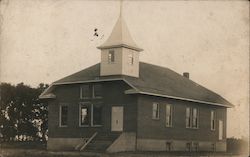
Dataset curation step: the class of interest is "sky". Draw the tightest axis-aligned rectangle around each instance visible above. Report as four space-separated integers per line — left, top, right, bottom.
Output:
0 0 249 138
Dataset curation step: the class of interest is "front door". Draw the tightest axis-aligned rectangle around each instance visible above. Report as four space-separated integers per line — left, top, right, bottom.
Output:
111 106 123 131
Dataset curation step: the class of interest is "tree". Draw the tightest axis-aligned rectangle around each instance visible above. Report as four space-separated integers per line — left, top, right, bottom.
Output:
0 82 49 142
34 83 49 141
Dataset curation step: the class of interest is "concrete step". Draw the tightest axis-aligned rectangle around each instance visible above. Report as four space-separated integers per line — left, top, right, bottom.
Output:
83 133 121 152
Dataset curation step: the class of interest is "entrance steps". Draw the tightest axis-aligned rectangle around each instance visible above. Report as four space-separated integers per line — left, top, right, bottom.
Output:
77 132 121 152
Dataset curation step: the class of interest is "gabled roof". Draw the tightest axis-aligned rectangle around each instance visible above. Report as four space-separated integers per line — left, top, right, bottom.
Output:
97 14 143 52
40 62 233 108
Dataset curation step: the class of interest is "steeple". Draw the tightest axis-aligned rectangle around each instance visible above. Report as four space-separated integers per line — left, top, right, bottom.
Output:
98 1 142 78
97 1 143 52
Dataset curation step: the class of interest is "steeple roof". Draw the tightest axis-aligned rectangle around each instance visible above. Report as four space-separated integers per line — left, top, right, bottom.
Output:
97 14 143 52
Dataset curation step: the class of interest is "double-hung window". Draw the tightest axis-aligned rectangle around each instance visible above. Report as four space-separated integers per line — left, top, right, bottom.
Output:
166 104 172 127
211 110 215 130
192 108 198 128
79 104 90 126
59 105 68 127
186 107 191 128
79 103 102 127
186 107 199 128
152 103 160 119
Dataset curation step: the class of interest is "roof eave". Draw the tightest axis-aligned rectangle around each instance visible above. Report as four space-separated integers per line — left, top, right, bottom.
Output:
39 94 56 99
125 90 233 108
97 44 143 52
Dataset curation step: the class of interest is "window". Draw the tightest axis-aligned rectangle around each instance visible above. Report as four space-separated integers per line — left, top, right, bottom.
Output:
80 84 103 99
93 104 102 126
79 103 102 127
186 107 191 128
192 108 198 128
211 110 215 130
211 143 216 152
108 50 115 63
79 104 90 126
186 107 199 128
166 142 172 151
192 142 199 151
60 105 68 127
93 84 102 98
166 104 172 127
128 53 134 65
186 142 191 151
152 103 160 119
80 85 91 99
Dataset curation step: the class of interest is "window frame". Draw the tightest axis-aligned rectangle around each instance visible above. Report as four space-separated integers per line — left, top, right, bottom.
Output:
186 107 199 129
128 53 134 65
166 141 172 151
92 84 102 99
166 104 172 127
92 104 103 127
108 50 115 63
186 142 192 152
152 102 160 120
211 143 216 152
80 85 91 99
59 104 68 127
192 108 199 129
192 142 199 151
79 103 103 127
186 107 192 128
79 103 91 127
211 110 216 131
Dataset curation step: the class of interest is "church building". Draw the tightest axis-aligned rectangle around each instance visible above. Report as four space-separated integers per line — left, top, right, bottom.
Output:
40 4 233 152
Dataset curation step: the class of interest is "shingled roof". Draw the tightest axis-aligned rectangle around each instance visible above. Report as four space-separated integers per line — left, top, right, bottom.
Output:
40 62 233 108
97 10 143 52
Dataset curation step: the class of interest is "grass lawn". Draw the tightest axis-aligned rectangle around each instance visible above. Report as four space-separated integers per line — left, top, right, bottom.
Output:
0 142 247 157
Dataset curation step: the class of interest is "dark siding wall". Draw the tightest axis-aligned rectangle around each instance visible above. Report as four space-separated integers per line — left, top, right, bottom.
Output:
137 95 227 142
48 81 137 138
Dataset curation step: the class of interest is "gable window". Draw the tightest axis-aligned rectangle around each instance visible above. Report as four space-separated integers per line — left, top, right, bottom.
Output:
93 84 102 98
79 104 90 126
128 53 134 65
59 105 68 127
211 110 215 130
80 85 91 99
166 104 172 127
152 103 160 119
192 108 198 128
186 107 191 128
108 50 115 63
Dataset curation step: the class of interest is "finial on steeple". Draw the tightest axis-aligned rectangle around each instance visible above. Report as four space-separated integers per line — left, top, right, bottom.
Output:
119 0 123 17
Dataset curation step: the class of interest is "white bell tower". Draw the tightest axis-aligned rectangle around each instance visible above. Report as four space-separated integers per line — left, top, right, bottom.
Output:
97 1 143 78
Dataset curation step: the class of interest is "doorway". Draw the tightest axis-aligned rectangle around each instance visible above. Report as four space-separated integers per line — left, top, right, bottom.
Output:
111 106 123 131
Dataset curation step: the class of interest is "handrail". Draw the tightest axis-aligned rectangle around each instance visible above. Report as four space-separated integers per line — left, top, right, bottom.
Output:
75 138 88 150
80 132 98 151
